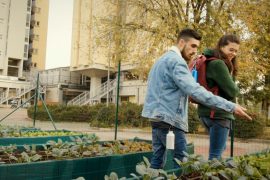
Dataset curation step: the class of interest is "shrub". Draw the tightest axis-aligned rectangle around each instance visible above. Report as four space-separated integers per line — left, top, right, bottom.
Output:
188 104 201 133
27 103 150 128
92 104 116 127
119 102 150 127
27 103 201 130
234 109 265 138
27 105 92 122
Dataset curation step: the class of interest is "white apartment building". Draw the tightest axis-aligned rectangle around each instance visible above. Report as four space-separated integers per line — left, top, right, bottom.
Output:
0 0 31 77
0 0 49 106
68 0 148 106
39 67 89 105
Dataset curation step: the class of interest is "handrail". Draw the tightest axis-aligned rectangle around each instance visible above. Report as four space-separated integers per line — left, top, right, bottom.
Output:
67 79 117 106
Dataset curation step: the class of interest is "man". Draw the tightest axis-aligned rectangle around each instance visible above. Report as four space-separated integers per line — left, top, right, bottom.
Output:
142 28 251 169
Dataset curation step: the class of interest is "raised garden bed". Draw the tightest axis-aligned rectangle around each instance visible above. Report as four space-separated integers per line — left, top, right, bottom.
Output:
0 125 84 146
0 137 194 180
115 149 270 180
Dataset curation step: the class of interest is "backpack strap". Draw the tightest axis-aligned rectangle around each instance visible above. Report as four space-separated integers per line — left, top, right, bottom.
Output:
206 57 219 119
189 55 220 119
210 86 219 118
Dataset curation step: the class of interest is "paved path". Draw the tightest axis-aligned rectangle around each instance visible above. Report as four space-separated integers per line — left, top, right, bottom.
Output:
0 107 269 159
0 107 152 141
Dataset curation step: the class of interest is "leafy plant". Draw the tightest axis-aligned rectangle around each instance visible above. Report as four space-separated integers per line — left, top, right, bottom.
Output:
106 156 178 180
0 136 152 164
234 110 266 138
106 150 270 180
0 124 83 138
104 172 126 180
176 150 270 179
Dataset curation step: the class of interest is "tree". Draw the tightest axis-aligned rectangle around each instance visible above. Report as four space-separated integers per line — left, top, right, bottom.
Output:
95 0 270 110
95 0 241 79
233 0 270 117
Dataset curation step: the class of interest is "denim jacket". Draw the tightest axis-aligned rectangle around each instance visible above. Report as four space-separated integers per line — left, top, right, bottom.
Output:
142 46 236 132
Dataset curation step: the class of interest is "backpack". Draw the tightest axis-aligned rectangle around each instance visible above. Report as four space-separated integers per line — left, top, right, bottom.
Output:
188 55 219 118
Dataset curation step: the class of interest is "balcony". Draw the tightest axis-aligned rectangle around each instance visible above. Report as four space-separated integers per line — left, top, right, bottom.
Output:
31 7 41 14
28 44 33 54
30 20 35 28
29 30 37 41
32 0 36 9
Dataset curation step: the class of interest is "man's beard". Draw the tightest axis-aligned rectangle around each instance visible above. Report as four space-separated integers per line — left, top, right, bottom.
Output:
181 45 192 62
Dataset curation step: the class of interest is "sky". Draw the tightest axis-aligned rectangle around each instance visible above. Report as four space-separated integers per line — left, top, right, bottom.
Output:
45 0 73 69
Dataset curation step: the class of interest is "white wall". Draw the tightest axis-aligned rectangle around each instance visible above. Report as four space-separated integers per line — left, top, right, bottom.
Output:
0 0 9 70
119 80 147 104
0 0 29 77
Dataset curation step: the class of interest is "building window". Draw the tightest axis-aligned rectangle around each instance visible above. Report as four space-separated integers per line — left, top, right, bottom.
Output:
24 45 28 52
26 14 31 26
25 29 29 42
24 44 29 58
0 34 2 40
0 18 4 24
27 0 31 11
124 71 139 80
121 96 129 102
36 21 40 26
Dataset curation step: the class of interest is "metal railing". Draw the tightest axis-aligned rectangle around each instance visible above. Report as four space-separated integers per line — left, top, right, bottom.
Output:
0 84 36 105
83 79 117 105
67 91 89 106
0 70 39 105
67 79 117 106
0 91 8 105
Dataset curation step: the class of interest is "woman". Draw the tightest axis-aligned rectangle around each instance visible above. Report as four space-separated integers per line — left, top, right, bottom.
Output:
198 34 240 160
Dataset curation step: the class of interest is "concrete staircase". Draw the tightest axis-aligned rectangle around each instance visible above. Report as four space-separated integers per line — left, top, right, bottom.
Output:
0 84 36 105
67 79 116 106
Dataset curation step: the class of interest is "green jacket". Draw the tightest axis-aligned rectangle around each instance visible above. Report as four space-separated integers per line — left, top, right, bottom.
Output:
197 49 239 120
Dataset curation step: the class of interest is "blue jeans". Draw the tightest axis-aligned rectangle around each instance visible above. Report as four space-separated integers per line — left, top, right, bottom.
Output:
151 127 187 169
200 117 229 160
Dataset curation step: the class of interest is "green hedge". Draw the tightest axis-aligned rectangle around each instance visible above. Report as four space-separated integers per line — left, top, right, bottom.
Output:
234 109 266 138
188 105 266 138
28 103 266 138
27 103 201 131
27 103 151 128
188 105 201 133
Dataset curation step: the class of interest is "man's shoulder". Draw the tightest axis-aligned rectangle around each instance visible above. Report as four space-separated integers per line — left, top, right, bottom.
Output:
165 51 186 64
157 51 180 64
167 50 182 58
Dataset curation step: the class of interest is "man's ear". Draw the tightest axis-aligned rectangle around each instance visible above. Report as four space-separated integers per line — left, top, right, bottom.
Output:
178 39 186 49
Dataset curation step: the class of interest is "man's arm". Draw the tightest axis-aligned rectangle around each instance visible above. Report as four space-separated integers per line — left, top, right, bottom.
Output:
171 58 251 120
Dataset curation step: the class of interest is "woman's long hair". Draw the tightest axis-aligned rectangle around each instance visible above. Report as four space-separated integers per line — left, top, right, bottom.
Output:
212 34 240 77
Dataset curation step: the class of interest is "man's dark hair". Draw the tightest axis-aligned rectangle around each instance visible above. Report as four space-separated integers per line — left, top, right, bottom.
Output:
177 28 202 42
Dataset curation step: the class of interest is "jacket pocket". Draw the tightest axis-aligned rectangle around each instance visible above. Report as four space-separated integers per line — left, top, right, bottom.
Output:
177 96 184 114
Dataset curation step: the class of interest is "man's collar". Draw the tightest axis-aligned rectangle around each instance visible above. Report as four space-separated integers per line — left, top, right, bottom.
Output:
169 46 182 58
